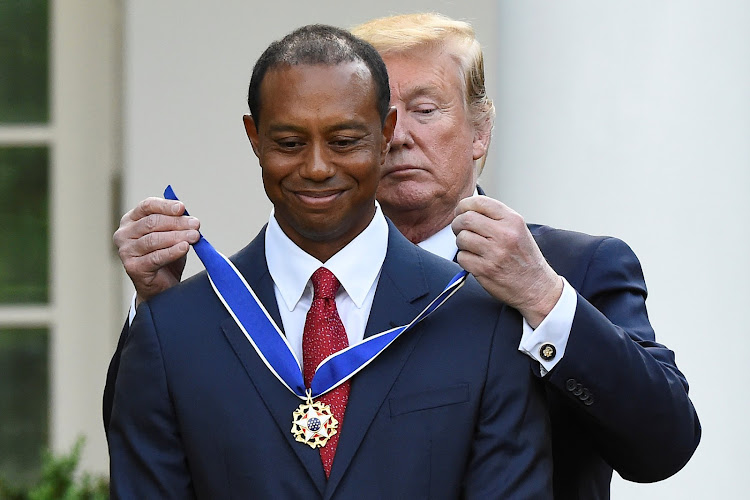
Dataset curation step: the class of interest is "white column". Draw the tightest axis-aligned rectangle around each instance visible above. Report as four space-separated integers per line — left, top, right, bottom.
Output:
51 0 121 474
493 2 750 498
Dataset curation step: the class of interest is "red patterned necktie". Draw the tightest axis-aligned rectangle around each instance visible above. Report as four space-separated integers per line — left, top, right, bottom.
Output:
302 267 350 478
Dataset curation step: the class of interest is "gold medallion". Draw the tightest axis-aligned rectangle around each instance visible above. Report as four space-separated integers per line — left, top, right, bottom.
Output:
291 390 338 448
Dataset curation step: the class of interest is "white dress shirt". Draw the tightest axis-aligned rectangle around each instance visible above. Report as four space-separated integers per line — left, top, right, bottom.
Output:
265 204 388 366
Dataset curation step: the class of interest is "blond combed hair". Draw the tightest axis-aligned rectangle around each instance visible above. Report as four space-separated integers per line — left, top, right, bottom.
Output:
352 13 495 170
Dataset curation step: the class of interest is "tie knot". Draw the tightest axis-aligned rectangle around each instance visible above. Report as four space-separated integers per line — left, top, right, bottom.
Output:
310 267 340 300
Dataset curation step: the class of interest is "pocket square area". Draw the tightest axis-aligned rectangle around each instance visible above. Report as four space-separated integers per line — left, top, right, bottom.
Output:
389 384 470 417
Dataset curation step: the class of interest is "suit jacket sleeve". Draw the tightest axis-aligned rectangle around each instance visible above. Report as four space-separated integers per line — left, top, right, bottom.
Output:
107 302 196 498
546 235 700 481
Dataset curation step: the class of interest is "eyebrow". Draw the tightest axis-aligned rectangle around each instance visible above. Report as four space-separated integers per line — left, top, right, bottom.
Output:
326 121 371 133
267 124 305 134
267 121 371 134
400 85 442 101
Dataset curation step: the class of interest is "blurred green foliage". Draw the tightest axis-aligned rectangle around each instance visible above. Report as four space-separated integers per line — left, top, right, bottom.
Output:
0 438 108 500
0 0 49 123
0 147 49 303
0 328 48 483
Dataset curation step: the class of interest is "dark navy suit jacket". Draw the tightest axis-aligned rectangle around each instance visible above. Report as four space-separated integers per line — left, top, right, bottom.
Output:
106 222 553 499
526 223 700 499
456 187 700 498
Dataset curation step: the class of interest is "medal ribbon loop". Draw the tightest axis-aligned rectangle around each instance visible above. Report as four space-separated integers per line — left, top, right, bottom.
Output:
164 185 467 400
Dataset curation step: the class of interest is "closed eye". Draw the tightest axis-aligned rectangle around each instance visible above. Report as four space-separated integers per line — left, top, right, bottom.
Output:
412 102 439 114
330 137 362 150
277 139 304 150
411 105 440 121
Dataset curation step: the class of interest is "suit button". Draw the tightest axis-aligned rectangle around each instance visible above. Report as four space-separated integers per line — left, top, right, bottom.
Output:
580 388 591 401
584 394 595 406
566 379 577 391
573 384 583 396
539 343 556 361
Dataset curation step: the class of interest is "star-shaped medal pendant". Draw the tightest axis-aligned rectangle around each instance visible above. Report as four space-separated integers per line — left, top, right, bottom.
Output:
291 390 338 448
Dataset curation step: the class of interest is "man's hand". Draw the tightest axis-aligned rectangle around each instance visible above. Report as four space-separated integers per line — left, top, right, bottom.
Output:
114 197 201 306
451 196 563 328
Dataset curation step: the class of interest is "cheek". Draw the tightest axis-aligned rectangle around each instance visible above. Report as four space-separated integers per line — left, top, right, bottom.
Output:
419 119 468 155
261 154 298 185
425 135 475 187
260 170 277 202
260 167 292 203
358 162 381 191
346 149 381 180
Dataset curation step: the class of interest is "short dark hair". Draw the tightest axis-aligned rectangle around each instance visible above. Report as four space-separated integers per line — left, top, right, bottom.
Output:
247 24 390 127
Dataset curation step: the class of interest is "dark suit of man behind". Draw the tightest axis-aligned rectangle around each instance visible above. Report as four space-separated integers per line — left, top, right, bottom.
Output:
526 224 699 498
108 222 551 498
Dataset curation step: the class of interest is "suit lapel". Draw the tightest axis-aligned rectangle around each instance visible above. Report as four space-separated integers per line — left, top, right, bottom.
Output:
324 221 432 498
219 228 327 493
216 222 443 496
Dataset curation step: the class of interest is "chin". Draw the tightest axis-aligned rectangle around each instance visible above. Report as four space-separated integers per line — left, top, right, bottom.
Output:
377 185 435 213
293 215 346 239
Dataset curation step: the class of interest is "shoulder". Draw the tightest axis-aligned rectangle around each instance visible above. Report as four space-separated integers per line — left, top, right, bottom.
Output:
142 234 268 338
529 223 607 251
138 270 222 342
147 228 267 313
528 223 637 255
147 268 212 312
528 223 641 285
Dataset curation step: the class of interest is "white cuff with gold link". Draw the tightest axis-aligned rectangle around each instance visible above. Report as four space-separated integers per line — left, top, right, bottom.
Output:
518 277 577 376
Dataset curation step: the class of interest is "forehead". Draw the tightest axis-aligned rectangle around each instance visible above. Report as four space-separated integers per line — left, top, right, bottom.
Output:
258 62 380 129
382 47 464 101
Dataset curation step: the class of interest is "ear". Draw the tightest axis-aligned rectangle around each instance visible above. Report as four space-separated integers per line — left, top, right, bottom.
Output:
471 116 492 161
379 106 397 163
243 114 261 158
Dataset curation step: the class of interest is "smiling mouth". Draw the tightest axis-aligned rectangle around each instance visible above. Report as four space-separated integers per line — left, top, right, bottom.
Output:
294 190 343 206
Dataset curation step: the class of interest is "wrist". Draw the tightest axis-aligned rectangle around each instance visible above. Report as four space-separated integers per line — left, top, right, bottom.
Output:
520 275 563 329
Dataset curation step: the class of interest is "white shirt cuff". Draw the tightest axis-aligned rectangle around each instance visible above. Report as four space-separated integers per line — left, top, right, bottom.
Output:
127 292 137 327
518 277 577 376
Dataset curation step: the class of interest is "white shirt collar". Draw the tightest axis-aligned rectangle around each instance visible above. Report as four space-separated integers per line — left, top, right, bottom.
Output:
416 188 479 260
265 203 388 312
417 224 458 261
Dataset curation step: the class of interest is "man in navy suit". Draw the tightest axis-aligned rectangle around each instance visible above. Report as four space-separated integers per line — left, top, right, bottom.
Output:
107 24 552 498
109 13 700 499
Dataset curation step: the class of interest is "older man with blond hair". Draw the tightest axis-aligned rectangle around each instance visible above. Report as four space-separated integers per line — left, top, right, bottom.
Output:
106 12 700 498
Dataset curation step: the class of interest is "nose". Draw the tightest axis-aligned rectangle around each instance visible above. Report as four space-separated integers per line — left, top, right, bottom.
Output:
299 142 335 181
390 109 413 149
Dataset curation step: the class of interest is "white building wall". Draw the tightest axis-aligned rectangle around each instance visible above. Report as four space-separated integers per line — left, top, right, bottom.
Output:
119 0 748 496
493 2 749 498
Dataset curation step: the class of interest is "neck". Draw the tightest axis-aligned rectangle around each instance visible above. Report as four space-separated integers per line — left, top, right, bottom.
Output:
381 182 477 244
299 241 348 263
275 205 377 263
382 205 454 244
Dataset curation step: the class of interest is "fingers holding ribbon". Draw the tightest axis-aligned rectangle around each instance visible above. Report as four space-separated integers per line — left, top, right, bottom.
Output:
451 195 562 328
114 196 201 304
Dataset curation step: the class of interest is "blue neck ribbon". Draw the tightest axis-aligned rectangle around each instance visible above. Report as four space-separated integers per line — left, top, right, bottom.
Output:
164 185 467 400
